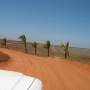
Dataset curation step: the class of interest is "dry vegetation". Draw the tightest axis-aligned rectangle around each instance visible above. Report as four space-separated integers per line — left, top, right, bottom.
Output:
0 40 90 64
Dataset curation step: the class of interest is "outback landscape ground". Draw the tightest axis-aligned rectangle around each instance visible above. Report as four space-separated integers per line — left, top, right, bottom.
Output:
1 40 90 63
0 0 90 90
0 47 90 90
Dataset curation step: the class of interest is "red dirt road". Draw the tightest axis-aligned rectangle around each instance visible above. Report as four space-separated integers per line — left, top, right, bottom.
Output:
0 48 90 90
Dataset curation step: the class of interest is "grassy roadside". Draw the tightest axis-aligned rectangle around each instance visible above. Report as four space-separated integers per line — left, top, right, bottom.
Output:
0 40 90 64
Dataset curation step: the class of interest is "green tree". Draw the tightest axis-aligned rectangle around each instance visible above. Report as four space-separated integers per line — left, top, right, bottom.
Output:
32 41 37 55
44 40 51 56
60 42 70 59
19 34 27 53
2 38 7 48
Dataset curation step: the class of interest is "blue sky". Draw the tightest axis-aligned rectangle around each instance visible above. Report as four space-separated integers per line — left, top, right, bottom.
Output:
0 0 90 48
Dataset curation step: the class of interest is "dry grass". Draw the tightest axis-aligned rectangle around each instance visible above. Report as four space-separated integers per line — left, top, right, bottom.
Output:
0 40 90 64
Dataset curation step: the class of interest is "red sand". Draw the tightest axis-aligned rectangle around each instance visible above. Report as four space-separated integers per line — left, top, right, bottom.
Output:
0 48 90 90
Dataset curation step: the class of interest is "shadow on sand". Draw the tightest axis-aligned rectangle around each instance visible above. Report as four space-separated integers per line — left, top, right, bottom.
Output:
0 52 10 62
